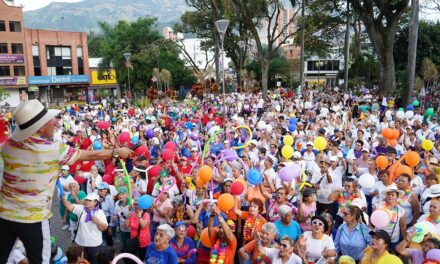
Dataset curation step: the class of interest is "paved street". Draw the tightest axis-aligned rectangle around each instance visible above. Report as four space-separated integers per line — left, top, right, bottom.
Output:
49 195 73 251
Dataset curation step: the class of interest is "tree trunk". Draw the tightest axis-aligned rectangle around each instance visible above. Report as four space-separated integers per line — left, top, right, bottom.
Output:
343 0 350 91
261 60 269 98
404 0 419 104
377 45 396 95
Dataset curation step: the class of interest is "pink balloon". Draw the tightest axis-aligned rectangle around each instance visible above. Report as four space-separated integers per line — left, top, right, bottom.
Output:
97 121 110 130
164 141 177 152
118 132 130 144
223 149 237 162
112 253 143 264
371 209 390 228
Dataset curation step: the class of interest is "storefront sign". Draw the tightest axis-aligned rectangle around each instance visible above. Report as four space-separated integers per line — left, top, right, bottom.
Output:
0 76 26 86
90 70 117 85
0 55 24 63
28 75 89 85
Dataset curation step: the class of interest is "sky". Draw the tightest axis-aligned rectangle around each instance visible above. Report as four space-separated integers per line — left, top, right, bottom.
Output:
14 0 84 11
11 0 440 21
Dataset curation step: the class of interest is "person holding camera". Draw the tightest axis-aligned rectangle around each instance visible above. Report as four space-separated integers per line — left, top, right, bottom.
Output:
111 187 131 251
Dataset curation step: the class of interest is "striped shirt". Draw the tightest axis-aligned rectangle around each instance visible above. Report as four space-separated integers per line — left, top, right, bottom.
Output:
0 135 80 223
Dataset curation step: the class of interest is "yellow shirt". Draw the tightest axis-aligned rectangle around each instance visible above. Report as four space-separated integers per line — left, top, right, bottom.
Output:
359 247 390 264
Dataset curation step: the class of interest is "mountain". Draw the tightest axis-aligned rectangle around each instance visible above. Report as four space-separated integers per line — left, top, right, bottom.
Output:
23 0 189 33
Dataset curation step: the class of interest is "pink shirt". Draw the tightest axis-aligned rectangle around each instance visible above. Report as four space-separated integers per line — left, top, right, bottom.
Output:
299 202 316 231
129 212 151 248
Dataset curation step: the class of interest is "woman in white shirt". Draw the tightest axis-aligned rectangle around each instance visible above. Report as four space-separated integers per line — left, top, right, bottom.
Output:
257 235 303 264
62 193 108 264
303 215 336 262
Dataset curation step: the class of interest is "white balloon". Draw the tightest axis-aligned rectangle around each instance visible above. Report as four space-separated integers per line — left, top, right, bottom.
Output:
405 111 414 119
396 111 405 119
265 124 273 133
358 173 375 189
258 121 266 130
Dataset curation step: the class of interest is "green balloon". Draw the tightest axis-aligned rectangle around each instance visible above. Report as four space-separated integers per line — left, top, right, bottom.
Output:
398 108 404 111
412 100 419 107
426 108 434 116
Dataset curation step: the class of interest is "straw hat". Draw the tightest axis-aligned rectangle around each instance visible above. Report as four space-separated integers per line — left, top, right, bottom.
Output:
11 99 60 141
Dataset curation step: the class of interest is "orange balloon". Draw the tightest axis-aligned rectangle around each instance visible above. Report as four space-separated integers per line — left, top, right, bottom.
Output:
198 165 213 183
387 139 398 147
196 177 205 188
404 151 421 167
381 128 394 139
391 129 400 139
376 156 389 170
396 165 413 178
217 193 235 212
200 228 211 248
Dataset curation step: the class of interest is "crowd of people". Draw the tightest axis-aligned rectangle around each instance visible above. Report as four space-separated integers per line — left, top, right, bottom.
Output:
1 85 440 264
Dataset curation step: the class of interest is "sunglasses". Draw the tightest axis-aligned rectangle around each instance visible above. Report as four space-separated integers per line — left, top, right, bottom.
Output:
280 243 290 249
312 220 324 227
224 184 231 187
177 226 187 231
343 211 352 216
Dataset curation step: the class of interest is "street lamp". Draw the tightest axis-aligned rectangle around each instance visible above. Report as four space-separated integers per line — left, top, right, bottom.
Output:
238 40 245 90
316 60 324 87
215 19 229 119
123 52 131 98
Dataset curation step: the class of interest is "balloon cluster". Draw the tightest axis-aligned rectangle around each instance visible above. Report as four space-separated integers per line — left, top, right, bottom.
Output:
281 135 294 159
381 128 400 147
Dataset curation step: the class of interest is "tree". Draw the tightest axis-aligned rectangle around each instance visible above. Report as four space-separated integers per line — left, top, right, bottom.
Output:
420 57 438 86
405 0 419 104
349 0 409 95
225 0 300 97
96 18 195 96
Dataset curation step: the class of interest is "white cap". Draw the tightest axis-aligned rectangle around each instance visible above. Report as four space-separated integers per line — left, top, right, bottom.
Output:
362 148 370 153
85 193 99 201
351 198 365 209
153 127 161 133
306 141 314 147
293 151 301 159
329 156 338 162
251 139 258 146
224 140 230 144
61 165 70 171
191 147 198 152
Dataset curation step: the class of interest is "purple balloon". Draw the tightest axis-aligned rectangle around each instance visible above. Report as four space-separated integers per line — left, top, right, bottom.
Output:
279 165 301 182
190 132 199 141
223 149 237 162
240 133 247 142
206 123 213 130
426 249 440 260
146 129 155 139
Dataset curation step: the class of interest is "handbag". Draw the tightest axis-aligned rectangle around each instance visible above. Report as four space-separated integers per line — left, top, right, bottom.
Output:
124 212 145 253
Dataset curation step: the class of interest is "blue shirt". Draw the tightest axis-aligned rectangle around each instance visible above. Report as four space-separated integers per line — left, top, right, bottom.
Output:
170 236 196 264
274 219 302 241
334 223 371 261
145 244 178 264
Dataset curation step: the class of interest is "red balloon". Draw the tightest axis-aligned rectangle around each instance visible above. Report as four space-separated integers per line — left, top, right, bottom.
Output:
118 132 131 144
162 149 174 161
164 141 177 152
74 175 86 185
128 109 135 117
135 145 148 156
97 121 110 130
230 181 245 195
102 174 114 185
186 225 196 239
148 165 161 178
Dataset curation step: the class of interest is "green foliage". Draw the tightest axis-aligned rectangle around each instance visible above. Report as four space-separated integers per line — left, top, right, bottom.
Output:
394 20 440 73
349 54 379 84
95 18 195 92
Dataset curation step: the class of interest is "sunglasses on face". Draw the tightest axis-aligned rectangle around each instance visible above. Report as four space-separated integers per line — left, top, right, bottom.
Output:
343 211 352 216
280 243 290 249
177 226 187 231
312 220 324 227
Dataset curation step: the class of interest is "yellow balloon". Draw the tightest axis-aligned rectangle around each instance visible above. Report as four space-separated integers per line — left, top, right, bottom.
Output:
422 139 434 151
289 112 295 117
283 135 294 146
377 254 402 264
314 136 327 151
281 145 294 159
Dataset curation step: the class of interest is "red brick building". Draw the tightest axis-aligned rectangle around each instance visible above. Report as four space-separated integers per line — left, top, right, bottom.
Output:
0 0 28 105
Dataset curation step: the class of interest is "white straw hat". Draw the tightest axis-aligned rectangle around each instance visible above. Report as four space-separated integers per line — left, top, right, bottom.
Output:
12 99 60 141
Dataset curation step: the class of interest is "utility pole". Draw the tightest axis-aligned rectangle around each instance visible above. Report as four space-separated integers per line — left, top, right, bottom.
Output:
407 0 419 104
343 0 350 91
299 0 305 88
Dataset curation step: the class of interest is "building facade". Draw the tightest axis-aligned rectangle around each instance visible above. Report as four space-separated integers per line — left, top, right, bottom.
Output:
0 0 28 106
88 57 117 103
25 29 90 105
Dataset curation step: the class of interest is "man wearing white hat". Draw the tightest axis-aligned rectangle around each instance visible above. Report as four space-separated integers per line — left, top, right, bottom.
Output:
0 100 132 264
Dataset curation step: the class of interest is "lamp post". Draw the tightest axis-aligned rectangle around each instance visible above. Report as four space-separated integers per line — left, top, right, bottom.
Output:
215 19 229 121
316 60 324 87
238 40 245 90
123 52 131 99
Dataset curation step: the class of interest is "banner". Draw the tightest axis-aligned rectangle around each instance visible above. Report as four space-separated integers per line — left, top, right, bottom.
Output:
0 55 24 63
90 70 117 85
28 75 89 85
0 76 26 86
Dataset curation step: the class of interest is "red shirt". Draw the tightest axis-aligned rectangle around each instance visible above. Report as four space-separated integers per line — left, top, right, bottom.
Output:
80 137 92 150
129 212 151 248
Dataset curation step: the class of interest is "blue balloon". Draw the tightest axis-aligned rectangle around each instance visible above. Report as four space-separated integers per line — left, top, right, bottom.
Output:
289 118 298 124
56 180 65 198
131 136 139 144
138 195 153 209
182 147 191 158
407 104 414 111
111 117 117 122
247 169 262 185
66 106 71 111
288 124 296 132
93 141 103 150
184 122 193 130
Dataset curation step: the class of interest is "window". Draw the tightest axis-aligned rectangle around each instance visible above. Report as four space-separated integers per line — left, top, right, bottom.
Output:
0 66 10 77
9 21 21 32
11 43 23 54
32 45 39 56
77 47 84 74
77 47 83 58
0 20 5 31
34 66 41 76
47 67 56 75
13 66 25 76
0 43 7 54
